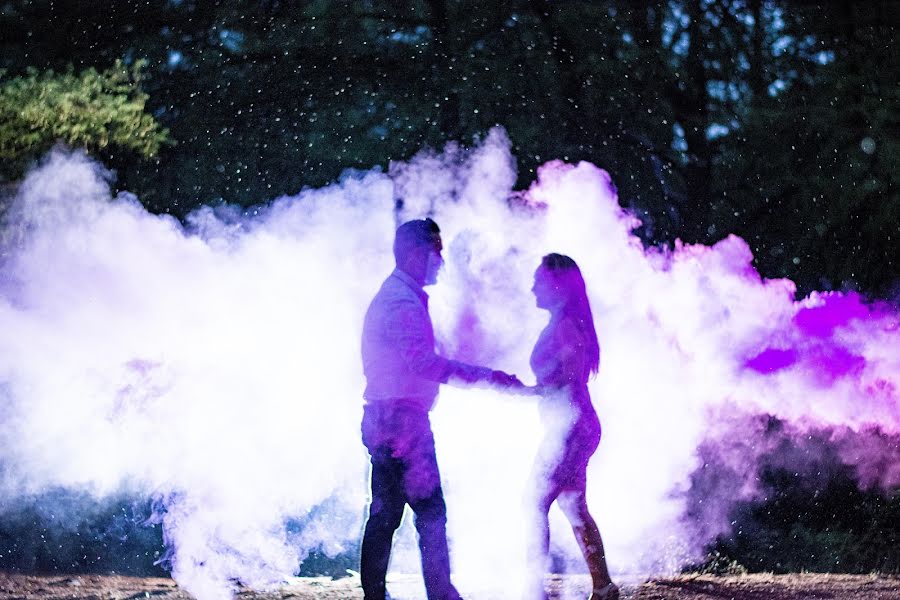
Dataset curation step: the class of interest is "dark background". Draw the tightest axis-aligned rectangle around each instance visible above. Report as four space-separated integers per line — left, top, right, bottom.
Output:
1 0 897 298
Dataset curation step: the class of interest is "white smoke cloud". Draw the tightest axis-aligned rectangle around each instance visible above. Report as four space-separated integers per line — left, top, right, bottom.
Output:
1 130 897 600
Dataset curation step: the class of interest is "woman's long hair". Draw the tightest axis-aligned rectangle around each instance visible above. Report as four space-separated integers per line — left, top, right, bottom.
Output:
541 253 600 376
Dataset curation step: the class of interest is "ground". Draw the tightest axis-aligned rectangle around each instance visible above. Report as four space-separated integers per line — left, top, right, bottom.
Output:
1 571 898 600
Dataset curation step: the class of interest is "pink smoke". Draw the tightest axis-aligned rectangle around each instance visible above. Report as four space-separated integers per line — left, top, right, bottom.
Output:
0 129 897 600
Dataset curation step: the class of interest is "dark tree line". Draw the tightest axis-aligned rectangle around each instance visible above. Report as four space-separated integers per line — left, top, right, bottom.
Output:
1 0 897 297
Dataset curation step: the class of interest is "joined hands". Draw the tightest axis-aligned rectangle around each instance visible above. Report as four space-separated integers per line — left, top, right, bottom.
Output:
487 371 545 396
452 363 543 394
488 369 523 390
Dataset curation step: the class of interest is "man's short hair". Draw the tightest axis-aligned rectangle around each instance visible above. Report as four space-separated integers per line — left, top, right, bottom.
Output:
393 218 441 263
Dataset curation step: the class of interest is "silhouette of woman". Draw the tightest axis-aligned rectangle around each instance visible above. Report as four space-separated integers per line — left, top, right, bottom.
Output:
524 253 618 600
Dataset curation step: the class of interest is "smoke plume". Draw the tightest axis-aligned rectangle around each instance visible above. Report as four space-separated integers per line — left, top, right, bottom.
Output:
0 128 897 599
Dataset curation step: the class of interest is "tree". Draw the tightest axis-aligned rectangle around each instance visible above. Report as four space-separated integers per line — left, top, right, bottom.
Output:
0 60 169 183
0 0 895 295
714 0 899 296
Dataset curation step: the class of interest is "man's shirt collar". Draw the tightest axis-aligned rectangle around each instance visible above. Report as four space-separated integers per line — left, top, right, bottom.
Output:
391 268 429 305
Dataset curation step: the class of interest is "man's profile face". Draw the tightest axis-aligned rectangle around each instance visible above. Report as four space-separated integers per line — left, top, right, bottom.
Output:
423 240 444 286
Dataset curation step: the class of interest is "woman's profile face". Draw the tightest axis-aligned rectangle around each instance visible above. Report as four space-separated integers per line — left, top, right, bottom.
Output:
532 266 561 310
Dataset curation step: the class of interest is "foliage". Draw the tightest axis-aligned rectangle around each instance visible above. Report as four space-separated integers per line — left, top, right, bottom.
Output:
714 0 900 295
0 60 169 182
709 471 900 574
689 424 900 575
0 489 166 575
684 550 748 576
0 1 896 295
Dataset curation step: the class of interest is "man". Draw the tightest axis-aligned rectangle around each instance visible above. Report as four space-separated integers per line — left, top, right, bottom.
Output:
360 218 518 600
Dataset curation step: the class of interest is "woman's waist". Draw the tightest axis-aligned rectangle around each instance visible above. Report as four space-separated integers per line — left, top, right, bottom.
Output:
535 378 590 395
537 382 592 406
538 392 599 428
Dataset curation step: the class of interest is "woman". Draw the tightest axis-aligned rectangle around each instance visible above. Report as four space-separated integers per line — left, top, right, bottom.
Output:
525 253 618 600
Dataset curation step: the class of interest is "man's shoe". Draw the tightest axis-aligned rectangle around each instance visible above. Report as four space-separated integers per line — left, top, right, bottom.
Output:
589 582 619 600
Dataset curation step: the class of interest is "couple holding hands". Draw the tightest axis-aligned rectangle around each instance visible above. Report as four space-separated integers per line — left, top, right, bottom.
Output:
360 219 618 600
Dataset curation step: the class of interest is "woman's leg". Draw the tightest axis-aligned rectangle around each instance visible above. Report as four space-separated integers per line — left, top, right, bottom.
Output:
557 491 613 591
524 482 559 600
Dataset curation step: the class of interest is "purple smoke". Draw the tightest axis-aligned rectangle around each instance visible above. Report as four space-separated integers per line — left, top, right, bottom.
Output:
0 128 897 599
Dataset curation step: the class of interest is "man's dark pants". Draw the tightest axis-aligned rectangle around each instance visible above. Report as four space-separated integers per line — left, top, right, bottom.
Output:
360 402 461 600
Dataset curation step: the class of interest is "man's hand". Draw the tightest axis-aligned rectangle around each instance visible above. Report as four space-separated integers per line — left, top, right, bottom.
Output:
488 371 525 388
488 371 532 395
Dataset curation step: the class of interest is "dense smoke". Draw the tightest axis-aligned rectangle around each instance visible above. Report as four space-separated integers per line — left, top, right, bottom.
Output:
0 128 897 599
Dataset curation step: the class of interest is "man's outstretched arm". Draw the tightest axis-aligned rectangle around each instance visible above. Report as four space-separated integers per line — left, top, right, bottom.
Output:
388 299 519 387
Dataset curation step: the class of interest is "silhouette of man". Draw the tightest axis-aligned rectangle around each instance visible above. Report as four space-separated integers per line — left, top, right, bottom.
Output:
360 218 517 600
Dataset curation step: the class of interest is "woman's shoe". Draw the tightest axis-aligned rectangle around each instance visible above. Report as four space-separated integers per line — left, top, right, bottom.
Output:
589 582 619 600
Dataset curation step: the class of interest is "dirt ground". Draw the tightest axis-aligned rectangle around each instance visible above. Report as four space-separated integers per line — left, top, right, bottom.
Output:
1 571 898 600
